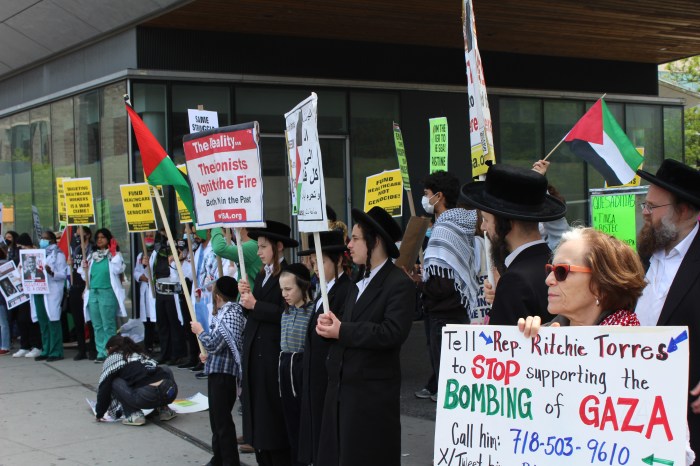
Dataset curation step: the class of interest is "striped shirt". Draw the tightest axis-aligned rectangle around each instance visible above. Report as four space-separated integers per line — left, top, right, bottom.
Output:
280 301 314 353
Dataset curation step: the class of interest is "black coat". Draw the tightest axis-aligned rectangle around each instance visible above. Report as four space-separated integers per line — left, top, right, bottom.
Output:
317 261 415 466
297 273 352 464
488 242 552 325
654 229 700 456
241 261 289 450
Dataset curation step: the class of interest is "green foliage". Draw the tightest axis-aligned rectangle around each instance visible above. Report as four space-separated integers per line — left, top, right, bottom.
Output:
667 57 700 168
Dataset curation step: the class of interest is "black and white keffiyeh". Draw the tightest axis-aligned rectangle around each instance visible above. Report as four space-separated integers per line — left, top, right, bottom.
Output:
210 301 245 380
423 208 478 310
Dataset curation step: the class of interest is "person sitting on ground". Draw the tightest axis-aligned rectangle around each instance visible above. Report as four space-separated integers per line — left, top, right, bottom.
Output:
95 335 178 426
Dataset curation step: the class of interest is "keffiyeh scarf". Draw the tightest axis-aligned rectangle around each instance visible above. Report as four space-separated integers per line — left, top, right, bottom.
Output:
423 208 478 310
210 301 246 381
91 249 111 263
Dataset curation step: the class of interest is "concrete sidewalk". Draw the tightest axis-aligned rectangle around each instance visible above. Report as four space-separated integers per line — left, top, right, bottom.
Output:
0 338 436 466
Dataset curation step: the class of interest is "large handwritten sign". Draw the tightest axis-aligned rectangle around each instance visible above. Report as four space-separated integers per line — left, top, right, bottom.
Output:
591 194 637 250
187 109 219 134
364 169 403 217
435 325 688 466
183 122 265 228
64 178 96 226
284 93 328 232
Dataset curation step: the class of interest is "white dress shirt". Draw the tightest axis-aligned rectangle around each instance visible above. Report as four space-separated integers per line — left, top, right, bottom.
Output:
316 274 342 311
356 259 388 301
635 223 699 326
504 239 546 268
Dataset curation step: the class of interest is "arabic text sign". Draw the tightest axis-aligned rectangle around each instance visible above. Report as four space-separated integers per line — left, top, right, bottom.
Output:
393 123 411 187
0 260 28 309
284 93 328 233
434 325 689 466
364 169 403 217
64 178 96 226
120 183 157 233
430 117 448 173
187 109 219 134
183 123 265 228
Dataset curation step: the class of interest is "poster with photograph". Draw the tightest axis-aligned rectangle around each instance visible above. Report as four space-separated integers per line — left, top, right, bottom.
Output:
0 260 28 309
19 249 49 294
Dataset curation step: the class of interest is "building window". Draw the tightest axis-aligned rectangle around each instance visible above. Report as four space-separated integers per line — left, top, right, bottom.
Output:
30 105 54 233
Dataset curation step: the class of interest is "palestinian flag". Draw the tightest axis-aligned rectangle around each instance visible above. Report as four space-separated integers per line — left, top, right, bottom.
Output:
563 99 643 186
125 98 196 221
57 225 71 260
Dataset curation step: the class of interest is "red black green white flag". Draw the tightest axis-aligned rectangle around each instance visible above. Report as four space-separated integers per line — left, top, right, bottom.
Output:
125 98 196 221
563 99 643 186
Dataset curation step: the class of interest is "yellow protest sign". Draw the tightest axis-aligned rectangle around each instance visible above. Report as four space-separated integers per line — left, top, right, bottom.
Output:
176 164 192 224
64 178 95 226
120 183 157 232
364 169 403 217
56 177 69 223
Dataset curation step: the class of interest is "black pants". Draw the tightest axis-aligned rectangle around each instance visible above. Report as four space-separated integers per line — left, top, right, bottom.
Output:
428 315 469 385
279 352 305 466
15 301 41 350
208 373 241 466
422 313 438 394
180 297 200 363
254 448 292 466
112 366 177 415
143 319 156 353
69 285 95 356
155 294 185 361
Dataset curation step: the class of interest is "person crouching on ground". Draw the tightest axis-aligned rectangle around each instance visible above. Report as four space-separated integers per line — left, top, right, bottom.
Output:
191 275 246 466
95 335 178 426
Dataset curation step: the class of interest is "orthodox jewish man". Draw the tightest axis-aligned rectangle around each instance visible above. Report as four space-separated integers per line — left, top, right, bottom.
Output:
316 206 416 466
460 164 566 325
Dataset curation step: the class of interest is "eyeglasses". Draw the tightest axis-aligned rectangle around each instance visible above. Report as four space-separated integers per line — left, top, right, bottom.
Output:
639 202 672 213
545 263 592 281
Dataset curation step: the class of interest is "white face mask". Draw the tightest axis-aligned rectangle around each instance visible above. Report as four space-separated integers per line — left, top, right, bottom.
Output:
421 193 438 214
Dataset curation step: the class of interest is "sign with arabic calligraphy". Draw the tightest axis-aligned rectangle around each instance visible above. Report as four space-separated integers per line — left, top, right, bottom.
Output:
284 93 328 233
182 122 266 228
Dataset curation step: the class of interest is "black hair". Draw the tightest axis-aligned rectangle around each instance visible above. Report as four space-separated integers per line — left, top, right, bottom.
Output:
17 233 33 247
422 171 460 209
357 221 378 278
5 231 18 243
95 228 119 252
43 230 57 242
491 215 513 275
105 335 143 361
324 250 351 279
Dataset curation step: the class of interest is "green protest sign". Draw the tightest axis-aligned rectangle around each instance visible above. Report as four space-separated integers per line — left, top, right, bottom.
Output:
429 117 448 173
393 122 410 186
591 193 637 250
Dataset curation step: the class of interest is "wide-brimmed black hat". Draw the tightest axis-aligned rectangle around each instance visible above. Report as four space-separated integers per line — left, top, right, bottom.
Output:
215 276 238 299
282 262 311 282
298 230 348 256
351 207 401 258
637 159 700 208
248 220 299 248
460 164 566 221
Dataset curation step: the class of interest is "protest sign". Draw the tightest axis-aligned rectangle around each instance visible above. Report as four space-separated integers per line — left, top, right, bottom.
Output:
183 122 265 228
56 177 69 224
64 178 96 225
463 0 495 177
590 187 646 252
175 165 192 224
393 123 411 187
31 206 42 244
364 169 403 217
434 325 689 466
395 216 430 270
19 249 49 294
120 183 157 233
284 93 328 233
187 109 219 134
0 260 28 309
470 236 491 325
430 117 448 173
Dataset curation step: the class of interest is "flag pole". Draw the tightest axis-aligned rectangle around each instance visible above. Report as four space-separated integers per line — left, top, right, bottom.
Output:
313 231 331 314
234 228 247 284
139 232 156 299
542 93 608 162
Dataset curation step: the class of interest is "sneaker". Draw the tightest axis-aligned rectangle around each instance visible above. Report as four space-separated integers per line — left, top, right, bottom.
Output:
190 362 204 372
430 394 438 402
414 388 434 399
0 349 10 355
12 349 29 358
194 372 208 380
25 348 42 358
122 411 146 426
157 406 177 421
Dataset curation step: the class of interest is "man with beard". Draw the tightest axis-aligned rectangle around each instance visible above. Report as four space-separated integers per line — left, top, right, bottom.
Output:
634 159 700 459
460 164 566 325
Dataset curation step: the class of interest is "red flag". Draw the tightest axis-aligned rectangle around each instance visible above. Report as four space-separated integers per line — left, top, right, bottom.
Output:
58 226 71 260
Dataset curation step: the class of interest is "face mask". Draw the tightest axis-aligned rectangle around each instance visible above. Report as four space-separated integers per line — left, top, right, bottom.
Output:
39 239 50 249
145 238 155 249
421 193 438 215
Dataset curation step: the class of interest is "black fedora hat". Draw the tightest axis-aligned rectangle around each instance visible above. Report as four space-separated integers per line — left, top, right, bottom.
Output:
637 159 700 208
298 230 348 256
248 220 299 248
460 164 566 221
351 207 401 258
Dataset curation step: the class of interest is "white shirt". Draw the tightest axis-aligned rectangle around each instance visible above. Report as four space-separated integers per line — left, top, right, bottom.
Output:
356 259 388 301
262 257 285 287
316 273 342 311
504 239 546 268
636 223 699 326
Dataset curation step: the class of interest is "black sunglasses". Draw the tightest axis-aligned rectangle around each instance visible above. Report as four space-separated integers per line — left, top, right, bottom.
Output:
545 263 592 281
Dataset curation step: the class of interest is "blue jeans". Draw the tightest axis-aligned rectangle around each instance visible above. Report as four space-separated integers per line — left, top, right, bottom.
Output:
0 302 9 350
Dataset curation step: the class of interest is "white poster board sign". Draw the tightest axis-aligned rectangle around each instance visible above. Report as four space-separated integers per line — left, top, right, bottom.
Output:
284 93 328 233
19 249 49 295
0 260 29 309
435 325 689 466
187 109 219 134
182 122 265 229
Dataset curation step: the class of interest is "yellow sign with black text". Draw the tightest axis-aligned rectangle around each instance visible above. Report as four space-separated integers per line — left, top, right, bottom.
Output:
364 169 403 217
64 178 95 226
120 183 157 232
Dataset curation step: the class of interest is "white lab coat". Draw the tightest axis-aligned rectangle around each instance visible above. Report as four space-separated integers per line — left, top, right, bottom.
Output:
149 251 184 324
78 251 127 321
30 245 68 322
133 252 157 322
